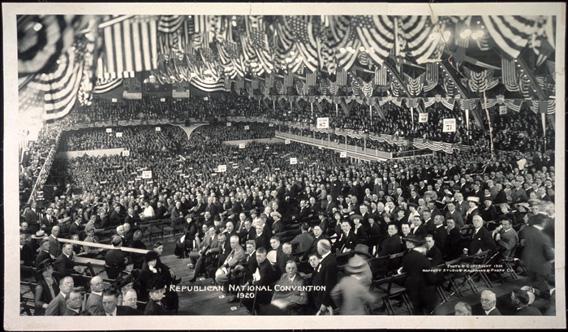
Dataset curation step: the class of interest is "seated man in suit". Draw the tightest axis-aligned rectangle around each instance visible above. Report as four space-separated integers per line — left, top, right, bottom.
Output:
53 243 86 284
102 289 138 316
468 215 497 255
45 276 74 316
271 260 308 313
479 289 501 315
120 288 140 314
215 234 246 286
83 276 105 315
63 290 84 316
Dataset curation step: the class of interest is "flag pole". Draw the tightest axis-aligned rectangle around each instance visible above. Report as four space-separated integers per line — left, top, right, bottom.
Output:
482 91 494 159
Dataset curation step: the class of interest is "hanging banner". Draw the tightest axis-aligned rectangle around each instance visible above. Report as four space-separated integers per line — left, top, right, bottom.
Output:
142 170 153 179
418 113 429 123
340 151 347 158
122 91 143 100
290 157 298 165
172 89 190 99
116 132 123 138
217 165 227 173
499 105 508 115
106 128 113 133
155 127 161 132
316 117 330 129
442 118 457 133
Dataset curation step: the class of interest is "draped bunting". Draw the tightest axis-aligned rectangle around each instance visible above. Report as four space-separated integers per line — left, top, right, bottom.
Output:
463 68 499 93
351 16 395 65
501 57 520 92
405 74 424 96
374 66 388 86
481 16 539 59
399 16 446 64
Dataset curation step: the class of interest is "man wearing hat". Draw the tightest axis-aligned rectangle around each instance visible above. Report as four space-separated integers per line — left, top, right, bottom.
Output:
35 236 53 267
400 235 437 315
270 212 283 236
144 280 167 315
351 244 373 288
520 214 554 299
350 214 369 247
330 255 377 315
465 196 481 225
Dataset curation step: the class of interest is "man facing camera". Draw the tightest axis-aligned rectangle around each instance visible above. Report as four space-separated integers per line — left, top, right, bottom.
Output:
102 289 138 316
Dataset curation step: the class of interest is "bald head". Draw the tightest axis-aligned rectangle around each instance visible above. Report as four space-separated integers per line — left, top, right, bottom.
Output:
90 276 104 293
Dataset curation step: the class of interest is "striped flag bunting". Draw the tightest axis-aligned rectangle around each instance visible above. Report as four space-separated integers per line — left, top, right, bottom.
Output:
158 15 184 33
374 66 388 86
463 68 499 93
100 16 158 79
29 45 83 120
480 16 539 59
18 15 81 75
306 71 317 86
400 16 445 64
282 16 319 73
336 69 348 86
404 73 424 96
351 16 395 66
93 77 123 94
501 58 520 92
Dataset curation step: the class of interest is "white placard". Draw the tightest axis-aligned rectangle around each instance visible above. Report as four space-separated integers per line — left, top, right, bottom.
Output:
442 118 456 133
239 143 246 149
340 151 347 158
106 128 113 133
418 113 429 123
285 139 291 145
268 123 274 127
244 125 250 130
116 132 123 138
122 150 130 157
517 158 527 170
217 165 227 173
290 157 298 165
499 105 508 115
111 98 118 103
227 122 232 127
316 117 330 129
160 97 166 102
155 126 161 132
142 170 153 179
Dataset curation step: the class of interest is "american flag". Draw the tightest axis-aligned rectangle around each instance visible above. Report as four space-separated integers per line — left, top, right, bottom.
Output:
351 16 395 65
158 15 184 33
306 71 317 86
284 72 294 87
336 69 348 86
100 16 158 79
374 66 388 86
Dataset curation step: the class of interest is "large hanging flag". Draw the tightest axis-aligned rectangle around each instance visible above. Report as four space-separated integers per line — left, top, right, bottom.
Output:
158 15 184 33
351 16 395 66
17 15 82 76
400 16 445 64
100 16 158 79
481 16 539 59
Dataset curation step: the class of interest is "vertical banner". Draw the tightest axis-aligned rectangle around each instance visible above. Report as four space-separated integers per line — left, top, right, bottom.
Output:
272 99 276 112
310 102 314 117
335 103 339 116
410 107 414 129
541 112 546 150
465 108 470 131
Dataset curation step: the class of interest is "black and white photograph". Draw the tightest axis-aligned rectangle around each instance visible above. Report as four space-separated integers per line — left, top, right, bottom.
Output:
3 2 565 330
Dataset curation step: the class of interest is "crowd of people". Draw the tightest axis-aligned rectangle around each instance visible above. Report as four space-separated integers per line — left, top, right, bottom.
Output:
20 109 556 315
